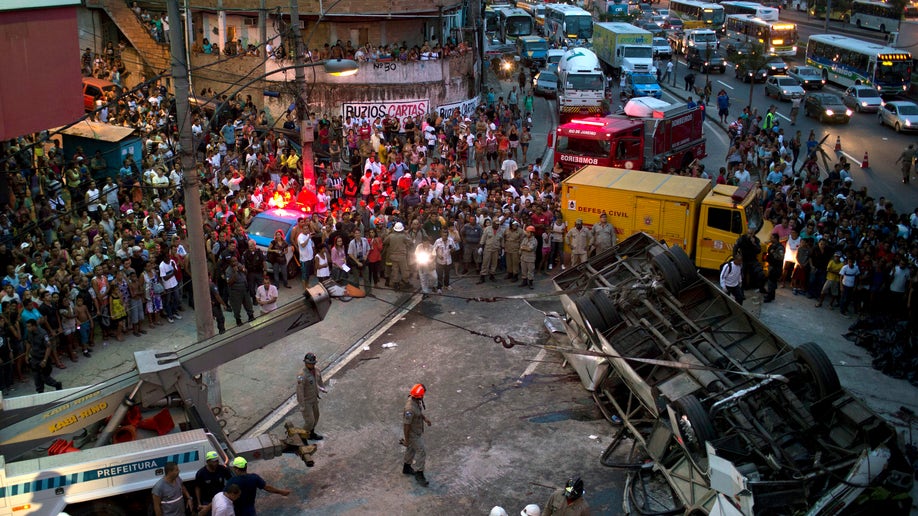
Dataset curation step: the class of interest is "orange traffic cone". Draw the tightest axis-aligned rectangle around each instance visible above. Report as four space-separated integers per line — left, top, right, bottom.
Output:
835 136 841 151
861 151 869 168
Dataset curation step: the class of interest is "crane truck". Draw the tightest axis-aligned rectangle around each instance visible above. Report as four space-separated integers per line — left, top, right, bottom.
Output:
0 284 332 516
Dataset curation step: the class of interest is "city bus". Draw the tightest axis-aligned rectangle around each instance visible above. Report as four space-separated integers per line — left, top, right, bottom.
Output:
484 6 500 35
721 1 779 21
806 34 912 94
669 0 726 30
515 0 547 32
545 3 594 43
724 14 798 56
849 0 904 32
497 7 535 43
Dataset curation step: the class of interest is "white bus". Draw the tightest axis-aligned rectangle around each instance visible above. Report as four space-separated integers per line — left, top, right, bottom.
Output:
849 0 903 33
497 7 535 43
724 14 798 56
806 34 912 94
545 3 594 43
515 0 547 32
669 0 726 31
720 1 779 21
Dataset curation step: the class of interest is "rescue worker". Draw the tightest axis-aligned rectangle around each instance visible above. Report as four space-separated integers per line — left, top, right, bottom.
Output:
384 222 412 290
415 234 437 297
477 217 502 283
297 352 327 441
195 450 231 513
225 257 254 326
543 477 590 516
566 219 590 267
25 319 62 393
895 143 915 184
763 233 784 303
503 220 523 281
590 212 617 255
734 223 763 289
152 461 193 516
520 225 537 289
402 383 432 487
226 456 290 516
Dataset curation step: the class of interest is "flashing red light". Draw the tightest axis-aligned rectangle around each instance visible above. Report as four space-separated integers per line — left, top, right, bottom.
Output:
570 119 606 126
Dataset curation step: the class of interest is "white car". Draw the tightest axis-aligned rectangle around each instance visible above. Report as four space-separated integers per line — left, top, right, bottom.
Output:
842 85 884 113
764 76 805 101
878 101 918 132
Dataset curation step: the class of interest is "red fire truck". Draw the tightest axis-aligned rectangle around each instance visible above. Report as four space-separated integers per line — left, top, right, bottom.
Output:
552 97 706 178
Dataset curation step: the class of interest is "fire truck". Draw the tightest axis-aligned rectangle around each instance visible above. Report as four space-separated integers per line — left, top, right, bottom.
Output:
0 284 332 516
552 97 706 178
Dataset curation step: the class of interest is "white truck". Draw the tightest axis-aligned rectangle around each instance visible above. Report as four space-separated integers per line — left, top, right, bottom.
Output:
557 47 607 122
0 284 333 516
592 22 655 77
670 28 718 55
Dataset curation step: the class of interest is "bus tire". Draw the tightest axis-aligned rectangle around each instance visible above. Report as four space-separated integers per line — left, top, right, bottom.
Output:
667 245 697 283
673 395 717 448
794 342 841 398
651 252 684 294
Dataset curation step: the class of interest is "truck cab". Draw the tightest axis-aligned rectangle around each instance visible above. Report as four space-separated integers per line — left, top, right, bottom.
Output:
517 35 549 68
553 98 706 177
679 29 718 55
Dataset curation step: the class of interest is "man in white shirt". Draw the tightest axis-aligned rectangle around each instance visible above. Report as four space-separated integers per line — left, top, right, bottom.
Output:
364 154 382 177
209 483 241 516
734 165 751 184
159 256 182 323
255 276 278 314
297 226 315 288
501 158 518 181
720 253 744 305
347 228 372 295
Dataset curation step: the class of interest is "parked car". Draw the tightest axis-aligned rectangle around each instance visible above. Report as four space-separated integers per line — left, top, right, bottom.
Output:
842 85 884 113
764 57 788 75
764 75 805 101
686 47 725 73
532 70 559 98
878 100 918 132
787 65 825 89
735 61 767 82
804 93 852 123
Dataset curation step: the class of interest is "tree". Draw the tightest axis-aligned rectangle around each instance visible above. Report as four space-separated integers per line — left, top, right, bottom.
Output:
727 41 770 110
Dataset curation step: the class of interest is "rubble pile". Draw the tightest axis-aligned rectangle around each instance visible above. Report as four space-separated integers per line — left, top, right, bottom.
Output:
845 316 918 387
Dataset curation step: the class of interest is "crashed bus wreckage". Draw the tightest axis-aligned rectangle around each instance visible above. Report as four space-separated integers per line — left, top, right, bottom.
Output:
544 232 913 515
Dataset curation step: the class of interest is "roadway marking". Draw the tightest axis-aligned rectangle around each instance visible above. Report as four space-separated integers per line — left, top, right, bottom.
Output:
717 80 734 90
517 349 548 384
777 113 791 122
839 150 862 164
242 293 423 439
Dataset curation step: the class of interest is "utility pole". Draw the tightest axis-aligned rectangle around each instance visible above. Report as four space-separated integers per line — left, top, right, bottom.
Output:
824 0 832 32
167 0 220 407
290 0 316 193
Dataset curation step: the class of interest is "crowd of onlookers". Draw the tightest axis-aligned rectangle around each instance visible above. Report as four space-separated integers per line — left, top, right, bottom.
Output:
2 30 917 396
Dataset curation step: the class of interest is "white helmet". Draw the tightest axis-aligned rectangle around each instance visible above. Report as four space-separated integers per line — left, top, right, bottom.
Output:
489 507 508 516
521 504 541 516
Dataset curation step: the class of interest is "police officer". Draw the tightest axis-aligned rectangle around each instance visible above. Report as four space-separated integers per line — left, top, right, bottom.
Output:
297 352 327 441
25 319 62 393
543 477 590 516
225 257 254 326
401 383 432 487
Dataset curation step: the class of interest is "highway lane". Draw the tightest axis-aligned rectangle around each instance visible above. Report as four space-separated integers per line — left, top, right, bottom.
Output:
663 51 917 210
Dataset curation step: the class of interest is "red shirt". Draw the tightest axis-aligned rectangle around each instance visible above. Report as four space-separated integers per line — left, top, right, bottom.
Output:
531 212 551 237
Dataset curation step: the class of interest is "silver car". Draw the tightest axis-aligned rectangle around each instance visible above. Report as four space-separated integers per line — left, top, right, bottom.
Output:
878 101 918 132
842 85 884 113
787 66 825 90
532 70 558 98
764 76 805 101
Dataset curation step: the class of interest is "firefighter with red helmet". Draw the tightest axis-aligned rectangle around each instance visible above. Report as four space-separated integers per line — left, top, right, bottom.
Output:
401 383 432 487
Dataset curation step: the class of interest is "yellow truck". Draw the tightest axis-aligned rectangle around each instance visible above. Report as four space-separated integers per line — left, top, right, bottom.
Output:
561 166 772 270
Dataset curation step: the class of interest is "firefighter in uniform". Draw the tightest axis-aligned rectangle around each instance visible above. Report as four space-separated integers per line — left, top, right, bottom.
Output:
401 383 432 487
590 212 617 255
384 222 412 290
566 219 591 267
544 477 590 516
477 218 502 283
520 226 537 289
503 220 523 281
296 352 327 441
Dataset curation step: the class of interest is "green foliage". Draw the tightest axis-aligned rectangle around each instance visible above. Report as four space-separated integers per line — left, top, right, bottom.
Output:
728 40 770 73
